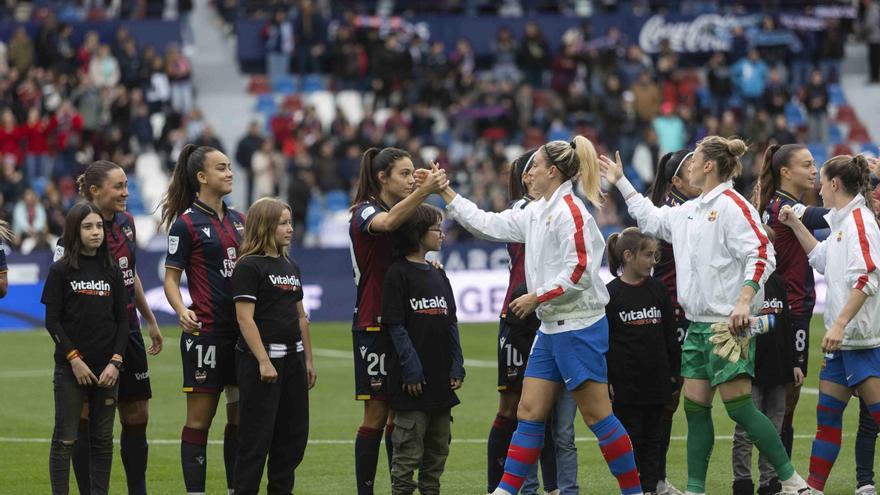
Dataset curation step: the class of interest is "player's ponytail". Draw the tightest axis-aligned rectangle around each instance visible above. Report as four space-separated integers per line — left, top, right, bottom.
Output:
753 143 807 214
648 149 691 206
542 135 604 207
351 147 411 208
160 144 218 230
822 154 879 222
606 227 656 276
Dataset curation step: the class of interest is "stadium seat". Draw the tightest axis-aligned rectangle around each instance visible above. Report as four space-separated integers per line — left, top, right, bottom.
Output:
306 197 323 234
150 113 166 140
248 75 271 94
255 94 278 115
808 142 828 165
301 74 326 93
784 102 805 127
835 105 858 124
281 94 303 112
305 90 336 130
828 84 846 105
373 107 392 129
126 178 146 215
324 190 349 212
272 75 297 95
420 146 440 165
849 124 871 143
30 177 49 197
827 123 844 145
860 142 880 157
336 90 365 126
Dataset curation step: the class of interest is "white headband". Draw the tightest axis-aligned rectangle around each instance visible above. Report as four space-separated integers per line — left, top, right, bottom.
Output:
521 151 537 191
672 151 694 179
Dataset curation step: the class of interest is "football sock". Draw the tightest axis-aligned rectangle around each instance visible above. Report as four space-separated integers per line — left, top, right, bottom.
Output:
724 394 795 482
590 414 642 495
807 393 846 491
355 426 383 494
488 414 517 492
181 426 209 493
684 398 714 494
120 422 148 495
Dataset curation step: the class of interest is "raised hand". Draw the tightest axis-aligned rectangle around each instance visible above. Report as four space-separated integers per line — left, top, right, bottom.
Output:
598 151 625 185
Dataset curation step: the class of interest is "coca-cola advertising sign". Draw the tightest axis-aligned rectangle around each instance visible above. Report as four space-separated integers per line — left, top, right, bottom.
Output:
638 14 759 54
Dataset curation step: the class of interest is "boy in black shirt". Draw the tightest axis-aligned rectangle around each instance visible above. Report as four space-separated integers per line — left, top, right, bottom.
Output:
731 270 794 495
605 227 681 495
382 204 465 495
41 202 129 494
232 199 316 495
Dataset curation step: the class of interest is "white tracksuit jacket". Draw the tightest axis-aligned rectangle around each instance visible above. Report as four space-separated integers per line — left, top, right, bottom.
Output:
807 194 880 349
617 177 775 323
445 181 609 333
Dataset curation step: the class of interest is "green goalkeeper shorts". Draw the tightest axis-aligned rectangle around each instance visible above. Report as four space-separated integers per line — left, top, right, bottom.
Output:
680 322 756 387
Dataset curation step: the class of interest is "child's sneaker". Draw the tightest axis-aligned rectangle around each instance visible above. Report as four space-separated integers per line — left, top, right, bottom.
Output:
545 490 561 495
856 486 878 495
657 479 684 495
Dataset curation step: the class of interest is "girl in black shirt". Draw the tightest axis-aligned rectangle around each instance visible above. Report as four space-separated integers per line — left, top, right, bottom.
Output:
382 204 464 495
605 227 680 495
232 198 315 495
41 202 129 495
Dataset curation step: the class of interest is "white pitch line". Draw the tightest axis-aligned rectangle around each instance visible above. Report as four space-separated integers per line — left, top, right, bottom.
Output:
0 433 854 446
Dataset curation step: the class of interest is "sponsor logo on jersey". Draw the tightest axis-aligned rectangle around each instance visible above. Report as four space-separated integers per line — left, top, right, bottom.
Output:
220 259 235 278
762 298 784 314
70 280 112 296
134 371 150 381
168 235 179 255
123 225 134 241
194 369 207 384
227 247 237 260
618 306 662 325
409 295 449 315
118 256 128 269
269 274 301 291
233 221 245 234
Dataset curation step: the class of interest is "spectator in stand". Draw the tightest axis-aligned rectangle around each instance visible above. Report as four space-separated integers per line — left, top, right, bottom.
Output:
89 44 120 88
769 115 797 145
166 44 193 114
818 18 846 83
762 69 790 117
804 69 830 143
550 41 579 94
0 109 21 170
517 21 550 87
194 125 224 153
632 70 661 125
865 0 880 84
77 31 99 73
652 102 686 156
146 56 171 113
293 0 326 75
8 28 34 74
329 24 364 90
235 121 264 205
263 8 295 82
12 187 56 254
53 100 84 179
117 37 144 89
54 24 78 76
492 26 519 83
21 108 55 182
34 13 58 69
733 49 770 113
42 181 66 239
251 137 285 199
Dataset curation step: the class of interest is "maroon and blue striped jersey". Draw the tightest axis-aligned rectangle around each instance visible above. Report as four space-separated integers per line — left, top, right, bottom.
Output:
762 190 828 317
54 211 140 333
165 199 245 336
501 197 530 318
349 198 392 331
652 187 691 321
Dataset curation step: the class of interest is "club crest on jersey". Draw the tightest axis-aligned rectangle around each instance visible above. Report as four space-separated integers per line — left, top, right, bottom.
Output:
762 211 770 224
837 231 844 242
168 236 179 255
118 256 128 269
194 369 207 384
708 210 718 222
370 376 383 392
123 225 133 241
227 247 237 260
201 227 211 238
234 221 244 234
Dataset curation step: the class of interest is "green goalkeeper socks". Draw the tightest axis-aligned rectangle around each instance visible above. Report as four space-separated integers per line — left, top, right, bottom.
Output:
723 393 795 481
684 397 714 493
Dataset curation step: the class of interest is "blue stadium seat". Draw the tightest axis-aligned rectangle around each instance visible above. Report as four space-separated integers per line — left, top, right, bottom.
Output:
828 84 846 105
255 94 278 115
324 189 349 212
306 197 323 234
301 74 326 93
127 178 146 215
272 75 297 95
785 102 805 126
861 142 880 157
30 177 49 197
808 142 828 166
827 124 844 145
547 126 571 142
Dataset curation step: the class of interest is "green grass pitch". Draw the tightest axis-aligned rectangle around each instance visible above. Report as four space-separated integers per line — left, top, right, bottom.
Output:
0 318 870 494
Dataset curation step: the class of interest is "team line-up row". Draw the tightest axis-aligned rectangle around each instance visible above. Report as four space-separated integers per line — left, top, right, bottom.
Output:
25 135 880 495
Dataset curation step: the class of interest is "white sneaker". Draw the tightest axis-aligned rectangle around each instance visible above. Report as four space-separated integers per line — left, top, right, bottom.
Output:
545 491 561 495
775 489 820 495
657 479 684 495
856 485 878 495
683 491 705 495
